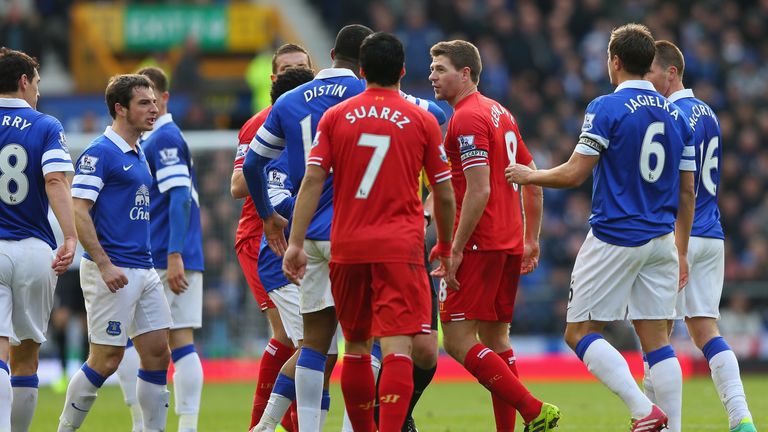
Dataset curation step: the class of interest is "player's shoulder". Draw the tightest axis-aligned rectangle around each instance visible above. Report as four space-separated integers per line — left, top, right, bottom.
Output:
239 108 271 142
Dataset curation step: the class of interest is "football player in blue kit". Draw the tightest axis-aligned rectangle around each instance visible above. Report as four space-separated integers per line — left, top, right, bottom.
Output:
0 47 76 432
507 24 696 432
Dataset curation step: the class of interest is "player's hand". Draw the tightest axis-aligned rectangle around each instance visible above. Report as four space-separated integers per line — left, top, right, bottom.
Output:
521 240 540 275
678 253 689 291
505 163 533 186
264 213 289 256
431 247 461 291
282 244 307 285
98 262 129 293
166 253 189 294
52 236 77 276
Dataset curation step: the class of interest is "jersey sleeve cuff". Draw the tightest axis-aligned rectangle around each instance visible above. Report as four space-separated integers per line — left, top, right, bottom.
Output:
679 159 696 171
575 144 601 156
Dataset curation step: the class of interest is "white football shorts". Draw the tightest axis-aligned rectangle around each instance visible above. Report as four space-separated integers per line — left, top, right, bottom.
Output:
156 269 203 329
675 237 724 319
299 240 335 314
81 258 172 346
0 238 56 345
269 283 303 346
567 230 678 322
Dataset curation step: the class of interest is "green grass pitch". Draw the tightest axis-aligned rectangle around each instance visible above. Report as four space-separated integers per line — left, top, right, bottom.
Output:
31 376 767 431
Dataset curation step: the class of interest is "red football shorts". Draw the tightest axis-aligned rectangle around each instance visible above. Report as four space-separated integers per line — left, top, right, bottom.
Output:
439 250 522 323
235 238 275 311
329 262 432 342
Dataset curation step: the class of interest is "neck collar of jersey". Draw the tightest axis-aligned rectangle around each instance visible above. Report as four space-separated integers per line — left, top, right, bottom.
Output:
667 89 694 103
0 98 31 108
142 113 173 140
614 80 655 93
104 126 137 153
315 68 357 80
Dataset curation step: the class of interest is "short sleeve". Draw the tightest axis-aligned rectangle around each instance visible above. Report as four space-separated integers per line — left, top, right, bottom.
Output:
71 147 106 203
455 111 491 171
307 112 334 173
678 118 697 172
41 117 74 175
147 132 191 193
576 98 610 156
423 117 451 185
251 105 285 159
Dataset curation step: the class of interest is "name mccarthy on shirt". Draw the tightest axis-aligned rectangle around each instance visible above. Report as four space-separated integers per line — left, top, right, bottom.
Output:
344 105 411 129
624 94 679 120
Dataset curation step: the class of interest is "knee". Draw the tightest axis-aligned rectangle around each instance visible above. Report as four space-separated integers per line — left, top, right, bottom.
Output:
564 325 589 351
98 351 125 377
411 337 438 369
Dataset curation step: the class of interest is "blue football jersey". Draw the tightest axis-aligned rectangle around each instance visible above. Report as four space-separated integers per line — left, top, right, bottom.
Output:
71 127 154 268
0 98 73 249
668 89 724 240
251 68 365 240
576 80 697 246
258 154 294 293
141 113 205 271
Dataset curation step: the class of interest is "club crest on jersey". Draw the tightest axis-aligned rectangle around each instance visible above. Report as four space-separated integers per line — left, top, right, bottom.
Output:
267 169 287 188
106 321 122 336
236 144 248 159
78 155 98 174
59 131 69 153
458 135 475 152
582 113 595 131
439 144 448 163
130 184 150 221
159 147 180 165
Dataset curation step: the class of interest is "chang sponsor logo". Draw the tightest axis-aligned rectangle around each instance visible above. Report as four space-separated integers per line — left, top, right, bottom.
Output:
130 184 150 221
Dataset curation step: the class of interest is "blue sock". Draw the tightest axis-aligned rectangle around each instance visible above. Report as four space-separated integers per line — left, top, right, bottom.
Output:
171 344 196 363
645 345 676 368
371 341 383 362
297 347 326 372
0 359 8 375
321 389 331 411
137 369 168 386
702 336 731 362
81 363 106 388
273 373 296 400
574 333 604 361
10 374 39 388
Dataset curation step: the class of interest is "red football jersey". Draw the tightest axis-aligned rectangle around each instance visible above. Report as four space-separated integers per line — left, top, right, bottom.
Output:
309 88 451 264
444 92 532 253
234 106 271 247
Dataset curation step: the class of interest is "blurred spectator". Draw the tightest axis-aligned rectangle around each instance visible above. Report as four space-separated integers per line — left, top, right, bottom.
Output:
719 291 765 358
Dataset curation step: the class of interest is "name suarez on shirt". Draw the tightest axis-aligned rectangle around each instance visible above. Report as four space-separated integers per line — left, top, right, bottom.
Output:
343 105 412 129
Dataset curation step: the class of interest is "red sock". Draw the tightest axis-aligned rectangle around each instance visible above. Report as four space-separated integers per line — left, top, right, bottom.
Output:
379 354 414 432
341 354 376 432
286 402 298 432
463 344 542 423
491 349 518 431
250 339 295 428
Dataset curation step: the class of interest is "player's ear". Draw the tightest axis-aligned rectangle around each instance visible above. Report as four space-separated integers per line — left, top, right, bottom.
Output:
359 67 366 79
330 48 336 61
400 66 406 79
162 91 170 104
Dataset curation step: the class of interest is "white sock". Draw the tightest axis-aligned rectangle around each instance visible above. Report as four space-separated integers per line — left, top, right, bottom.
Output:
116 346 142 431
10 385 37 432
172 348 203 431
649 357 682 432
254 393 293 432
341 410 354 432
137 373 170 432
710 350 752 428
581 338 652 419
642 360 656 403
295 365 323 431
0 366 11 432
58 367 103 431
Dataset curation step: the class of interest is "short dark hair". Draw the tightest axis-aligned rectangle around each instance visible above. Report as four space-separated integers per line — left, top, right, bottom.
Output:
360 32 404 87
608 23 655 76
333 24 374 61
430 40 482 84
0 47 39 93
272 44 312 74
105 74 154 119
654 40 685 79
136 66 169 94
270 68 314 104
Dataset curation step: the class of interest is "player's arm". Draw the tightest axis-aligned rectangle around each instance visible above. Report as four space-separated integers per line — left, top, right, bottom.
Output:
283 165 327 284
400 92 448 125
453 165 490 254
231 143 250 199
45 172 77 275
521 160 543 275
676 170 695 290
166 186 192 294
506 151 597 188
72 198 128 293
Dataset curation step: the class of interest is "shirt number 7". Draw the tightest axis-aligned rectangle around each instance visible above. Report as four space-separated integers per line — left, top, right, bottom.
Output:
356 133 390 199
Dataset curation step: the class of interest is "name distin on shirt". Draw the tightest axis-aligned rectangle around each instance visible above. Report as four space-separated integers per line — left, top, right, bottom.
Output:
624 94 679 120
1 115 32 131
304 84 348 102
344 105 411 129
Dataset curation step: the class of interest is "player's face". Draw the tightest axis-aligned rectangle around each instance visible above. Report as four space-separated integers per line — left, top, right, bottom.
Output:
272 52 311 81
22 69 40 109
125 86 159 133
645 60 670 97
429 55 462 102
